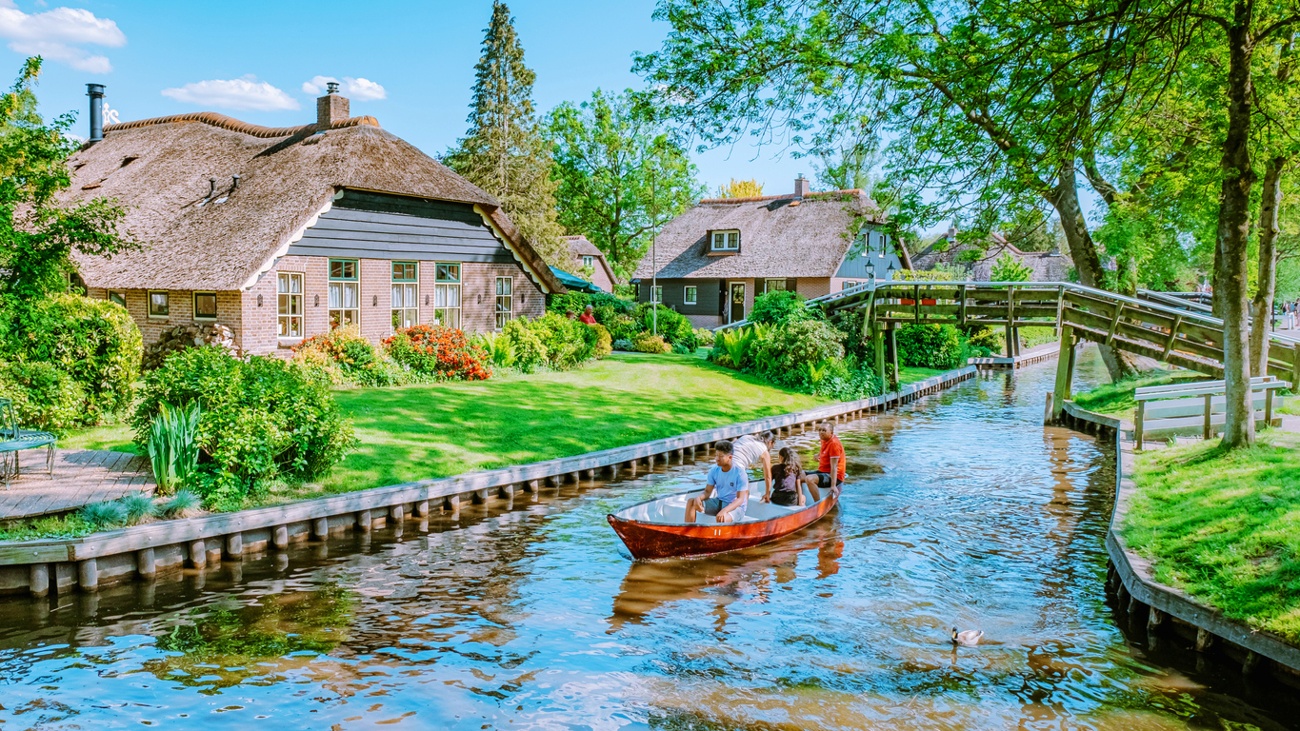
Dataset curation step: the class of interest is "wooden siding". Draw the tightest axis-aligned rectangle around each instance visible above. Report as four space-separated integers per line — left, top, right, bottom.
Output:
835 229 902 279
288 190 513 263
637 278 724 316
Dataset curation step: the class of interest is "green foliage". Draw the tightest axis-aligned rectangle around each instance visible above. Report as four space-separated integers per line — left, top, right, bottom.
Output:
157 489 202 519
962 325 1003 358
80 500 127 531
147 401 201 495
749 290 814 325
693 327 716 347
526 313 599 368
383 325 492 381
989 253 1033 282
605 314 640 342
133 347 355 510
1073 370 1204 416
589 323 613 358
636 304 696 348
709 325 763 370
716 178 763 198
471 331 517 369
612 338 635 352
751 320 845 388
547 290 636 319
632 331 670 353
547 88 701 279
895 324 963 370
501 318 548 372
0 360 86 432
119 493 157 524
293 326 404 387
443 1 566 265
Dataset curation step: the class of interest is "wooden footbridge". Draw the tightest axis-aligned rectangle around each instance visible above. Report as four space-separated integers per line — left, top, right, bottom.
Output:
806 281 1300 420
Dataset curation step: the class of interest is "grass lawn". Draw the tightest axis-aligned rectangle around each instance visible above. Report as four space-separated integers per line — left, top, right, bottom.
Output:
1126 430 1300 643
1018 325 1059 350
1072 369 1207 418
59 421 137 453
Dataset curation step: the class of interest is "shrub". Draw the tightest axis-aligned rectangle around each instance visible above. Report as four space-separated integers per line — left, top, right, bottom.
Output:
548 291 635 320
589 323 613 359
963 325 1003 358
293 326 403 386
751 320 845 389
636 304 696 348
80 500 127 531
605 314 640 342
0 360 87 433
471 331 517 369
633 332 670 354
709 324 767 370
157 489 202 519
501 318 548 372
119 494 156 525
12 294 141 421
142 323 238 371
612 338 635 352
990 253 1033 282
814 356 882 401
383 325 491 381
749 290 815 325
694 327 716 347
147 401 201 495
527 313 597 369
896 324 963 369
133 347 355 510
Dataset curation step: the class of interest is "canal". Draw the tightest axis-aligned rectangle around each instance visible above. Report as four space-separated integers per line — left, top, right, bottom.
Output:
1 348 1297 729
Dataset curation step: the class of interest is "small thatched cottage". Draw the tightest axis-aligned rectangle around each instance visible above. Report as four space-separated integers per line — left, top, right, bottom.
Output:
911 229 1075 282
563 235 616 293
64 84 559 356
632 177 908 327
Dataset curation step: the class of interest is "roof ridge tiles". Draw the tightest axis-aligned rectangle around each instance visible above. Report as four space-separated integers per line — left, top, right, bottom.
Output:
696 189 865 205
102 112 381 139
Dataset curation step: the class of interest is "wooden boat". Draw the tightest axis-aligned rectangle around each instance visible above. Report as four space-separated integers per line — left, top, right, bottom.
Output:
607 480 842 560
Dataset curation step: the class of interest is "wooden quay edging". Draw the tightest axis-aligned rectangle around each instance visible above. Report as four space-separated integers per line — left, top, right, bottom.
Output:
0 366 978 599
1061 402 1300 684
966 341 1061 370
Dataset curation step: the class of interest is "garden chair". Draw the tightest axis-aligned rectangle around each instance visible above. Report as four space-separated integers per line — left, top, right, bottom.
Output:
0 397 57 488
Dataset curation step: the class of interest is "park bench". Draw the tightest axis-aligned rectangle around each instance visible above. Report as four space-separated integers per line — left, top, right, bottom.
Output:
0 397 57 488
1133 376 1288 450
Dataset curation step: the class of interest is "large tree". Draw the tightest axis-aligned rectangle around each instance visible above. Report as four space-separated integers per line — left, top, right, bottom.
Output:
445 1 566 266
546 89 700 280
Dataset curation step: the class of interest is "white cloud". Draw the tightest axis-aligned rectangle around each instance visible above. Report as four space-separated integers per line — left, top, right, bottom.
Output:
161 75 299 111
302 75 386 101
0 0 125 73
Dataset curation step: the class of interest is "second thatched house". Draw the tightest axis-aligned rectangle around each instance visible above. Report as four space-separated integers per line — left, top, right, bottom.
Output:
563 235 617 293
911 229 1075 281
64 83 560 356
632 177 909 327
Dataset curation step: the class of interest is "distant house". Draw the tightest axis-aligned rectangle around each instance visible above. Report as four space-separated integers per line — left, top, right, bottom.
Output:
911 229 1074 282
64 84 560 357
563 235 616 293
631 177 908 327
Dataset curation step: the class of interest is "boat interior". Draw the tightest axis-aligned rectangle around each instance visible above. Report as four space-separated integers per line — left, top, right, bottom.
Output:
615 483 827 525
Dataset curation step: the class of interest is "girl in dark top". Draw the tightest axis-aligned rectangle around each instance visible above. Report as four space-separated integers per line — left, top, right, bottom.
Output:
769 446 807 507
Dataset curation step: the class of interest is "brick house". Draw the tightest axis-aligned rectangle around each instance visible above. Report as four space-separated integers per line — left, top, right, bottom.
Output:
631 177 910 328
65 85 559 356
562 235 617 292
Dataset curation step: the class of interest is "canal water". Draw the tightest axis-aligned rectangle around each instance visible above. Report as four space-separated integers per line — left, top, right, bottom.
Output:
1 348 1298 730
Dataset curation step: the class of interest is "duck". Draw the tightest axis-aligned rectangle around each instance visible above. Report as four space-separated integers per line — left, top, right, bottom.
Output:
951 627 984 646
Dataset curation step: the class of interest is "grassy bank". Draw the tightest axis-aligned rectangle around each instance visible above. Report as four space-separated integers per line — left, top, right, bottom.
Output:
1125 430 1300 643
1072 370 1205 417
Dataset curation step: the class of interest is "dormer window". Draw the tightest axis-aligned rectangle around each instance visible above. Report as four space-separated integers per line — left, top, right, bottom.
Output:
710 229 740 253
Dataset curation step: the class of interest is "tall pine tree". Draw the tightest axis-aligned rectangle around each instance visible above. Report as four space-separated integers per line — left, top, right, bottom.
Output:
445 1 565 265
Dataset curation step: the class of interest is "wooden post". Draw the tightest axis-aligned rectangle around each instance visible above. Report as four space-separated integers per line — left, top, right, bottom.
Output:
873 327 886 388
1051 326 1075 420
136 548 155 580
445 495 460 513
1203 393 1213 440
357 509 372 532
225 533 243 559
273 525 289 551
188 540 207 569
1264 385 1274 428
1195 627 1214 652
312 517 330 541
887 326 899 389
957 284 967 325
78 558 98 592
525 480 539 493
1105 303 1124 346
390 504 405 522
1135 401 1145 451
1292 343 1300 393
415 500 430 518
1005 285 1015 356
29 564 49 598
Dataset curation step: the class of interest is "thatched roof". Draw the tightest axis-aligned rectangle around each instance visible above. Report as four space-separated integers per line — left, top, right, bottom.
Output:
63 112 562 292
632 190 882 280
563 234 617 285
912 232 1074 282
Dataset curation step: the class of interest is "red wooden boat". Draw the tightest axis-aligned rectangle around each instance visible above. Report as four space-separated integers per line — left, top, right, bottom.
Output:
607 480 842 560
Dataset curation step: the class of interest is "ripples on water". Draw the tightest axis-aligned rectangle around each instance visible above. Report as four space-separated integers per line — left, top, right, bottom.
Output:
1 348 1298 730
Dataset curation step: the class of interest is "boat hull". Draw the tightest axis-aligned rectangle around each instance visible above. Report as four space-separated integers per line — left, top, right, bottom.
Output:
607 485 841 560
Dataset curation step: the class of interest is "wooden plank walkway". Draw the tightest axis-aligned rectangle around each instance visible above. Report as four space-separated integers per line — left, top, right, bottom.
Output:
0 449 153 522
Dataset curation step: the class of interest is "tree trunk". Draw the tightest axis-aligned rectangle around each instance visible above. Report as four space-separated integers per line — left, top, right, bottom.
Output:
1250 157 1285 376
1217 1 1257 449
1049 161 1136 381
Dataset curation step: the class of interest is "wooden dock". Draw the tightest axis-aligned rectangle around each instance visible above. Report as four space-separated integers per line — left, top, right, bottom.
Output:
0 450 153 522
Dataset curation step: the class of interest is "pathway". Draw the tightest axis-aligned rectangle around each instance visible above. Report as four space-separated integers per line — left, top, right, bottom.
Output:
0 449 153 522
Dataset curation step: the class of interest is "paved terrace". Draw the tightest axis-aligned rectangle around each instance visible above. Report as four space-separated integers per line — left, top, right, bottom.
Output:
1 450 153 521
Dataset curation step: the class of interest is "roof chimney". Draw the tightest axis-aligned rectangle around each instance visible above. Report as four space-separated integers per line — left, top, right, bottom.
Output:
316 83 349 130
794 174 810 199
86 83 105 142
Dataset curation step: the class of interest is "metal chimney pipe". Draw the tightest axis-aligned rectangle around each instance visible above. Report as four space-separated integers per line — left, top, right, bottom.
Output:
86 83 106 142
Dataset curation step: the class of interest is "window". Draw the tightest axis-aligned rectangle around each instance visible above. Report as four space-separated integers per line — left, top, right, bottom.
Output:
328 259 359 329
108 291 126 307
495 276 513 330
841 280 861 291
710 229 740 252
391 261 419 330
193 292 218 320
582 255 594 269
764 279 788 293
433 262 461 329
684 286 697 305
278 273 303 339
148 291 169 318
652 285 663 303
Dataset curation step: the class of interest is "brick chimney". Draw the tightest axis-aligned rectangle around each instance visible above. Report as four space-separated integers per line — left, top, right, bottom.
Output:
794 174 810 198
316 82 349 129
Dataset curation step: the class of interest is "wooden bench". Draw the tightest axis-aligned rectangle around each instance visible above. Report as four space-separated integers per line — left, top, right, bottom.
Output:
1134 376 1288 449
0 397 57 488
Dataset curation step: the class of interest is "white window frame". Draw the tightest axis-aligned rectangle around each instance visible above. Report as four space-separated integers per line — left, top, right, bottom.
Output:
652 285 663 304
277 272 304 341
582 255 594 269
841 280 861 291
711 229 740 252
391 261 419 330
328 259 360 329
684 285 697 305
193 291 218 321
764 279 788 293
433 262 462 329
495 276 513 331
147 290 169 319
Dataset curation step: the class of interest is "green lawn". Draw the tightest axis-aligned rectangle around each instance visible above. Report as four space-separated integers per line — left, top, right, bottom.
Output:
1018 325 1059 350
1126 431 1300 643
59 421 137 453
1072 369 1207 418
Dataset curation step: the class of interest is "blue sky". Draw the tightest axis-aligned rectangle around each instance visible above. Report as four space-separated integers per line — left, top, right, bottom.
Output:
1 0 813 197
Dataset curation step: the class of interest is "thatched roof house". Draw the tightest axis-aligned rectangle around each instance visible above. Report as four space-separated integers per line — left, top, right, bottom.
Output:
632 177 908 327
64 85 558 356
563 235 616 293
911 230 1074 282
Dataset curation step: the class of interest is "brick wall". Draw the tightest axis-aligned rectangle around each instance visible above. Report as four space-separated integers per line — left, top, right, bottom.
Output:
461 261 545 332
89 286 243 352
796 278 832 300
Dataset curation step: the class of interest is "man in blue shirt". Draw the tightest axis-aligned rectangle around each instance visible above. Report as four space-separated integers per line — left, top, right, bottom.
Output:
684 440 749 523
